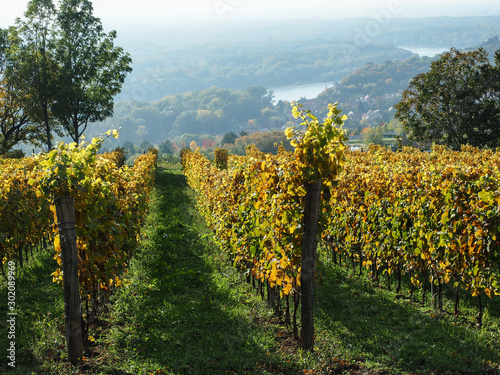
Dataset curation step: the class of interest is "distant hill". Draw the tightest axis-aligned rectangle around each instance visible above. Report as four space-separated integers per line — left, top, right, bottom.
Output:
303 34 500 130
83 17 500 148
466 35 500 57
116 16 500 102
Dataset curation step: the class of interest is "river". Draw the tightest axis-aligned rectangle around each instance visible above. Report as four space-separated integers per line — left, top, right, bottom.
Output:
398 46 451 57
269 47 450 103
269 81 336 103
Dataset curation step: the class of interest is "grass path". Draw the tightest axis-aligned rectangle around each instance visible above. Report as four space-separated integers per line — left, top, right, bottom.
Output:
1 164 499 374
85 165 300 374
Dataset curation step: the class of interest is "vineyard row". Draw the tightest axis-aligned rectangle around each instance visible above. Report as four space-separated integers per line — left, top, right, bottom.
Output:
182 144 500 326
0 138 157 330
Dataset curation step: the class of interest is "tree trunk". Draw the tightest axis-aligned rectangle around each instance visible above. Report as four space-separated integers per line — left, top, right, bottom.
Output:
422 268 427 306
454 287 460 315
293 292 300 341
301 178 322 352
357 244 363 277
285 295 291 327
44 107 52 151
396 267 402 294
431 273 436 309
55 194 83 365
477 294 483 328
437 275 443 312
275 288 281 319
18 245 23 269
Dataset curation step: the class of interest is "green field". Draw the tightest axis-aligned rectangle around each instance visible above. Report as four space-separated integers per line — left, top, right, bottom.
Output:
1 164 499 374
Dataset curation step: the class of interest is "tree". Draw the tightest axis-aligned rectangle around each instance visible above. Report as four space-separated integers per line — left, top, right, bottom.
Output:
201 137 215 149
52 0 132 144
1 23 53 154
159 139 174 154
0 75 33 155
362 126 385 146
221 131 237 145
395 48 500 149
0 28 30 154
139 140 152 153
122 140 136 156
10 0 62 151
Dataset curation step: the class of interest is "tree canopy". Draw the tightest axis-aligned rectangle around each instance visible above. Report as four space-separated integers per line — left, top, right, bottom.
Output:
0 31 33 155
9 0 62 151
0 0 131 154
395 48 500 149
53 0 132 144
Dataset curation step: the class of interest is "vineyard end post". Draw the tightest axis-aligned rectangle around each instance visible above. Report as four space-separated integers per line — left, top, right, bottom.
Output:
301 178 322 351
55 194 83 365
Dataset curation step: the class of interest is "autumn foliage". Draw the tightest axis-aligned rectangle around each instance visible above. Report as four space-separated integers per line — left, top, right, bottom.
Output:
184 116 500 330
1 132 156 322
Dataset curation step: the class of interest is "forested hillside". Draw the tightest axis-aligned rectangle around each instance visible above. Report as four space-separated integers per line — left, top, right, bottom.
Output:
90 36 500 147
87 18 500 148
312 35 500 130
118 40 412 103
91 86 292 146
116 16 500 102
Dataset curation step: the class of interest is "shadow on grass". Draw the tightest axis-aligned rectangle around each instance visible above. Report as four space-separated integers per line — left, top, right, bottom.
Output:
96 167 297 374
314 263 500 374
0 247 67 374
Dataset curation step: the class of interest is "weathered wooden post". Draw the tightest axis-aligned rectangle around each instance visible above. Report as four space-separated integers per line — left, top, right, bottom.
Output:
55 194 83 365
301 178 322 351
286 101 347 353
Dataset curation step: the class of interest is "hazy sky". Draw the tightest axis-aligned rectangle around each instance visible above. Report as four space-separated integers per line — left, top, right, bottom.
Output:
1 0 500 29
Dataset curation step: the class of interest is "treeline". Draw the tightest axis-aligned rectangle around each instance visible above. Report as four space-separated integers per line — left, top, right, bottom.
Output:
382 16 500 47
92 86 297 146
118 39 413 102
91 40 500 151
89 56 438 147
116 131 294 165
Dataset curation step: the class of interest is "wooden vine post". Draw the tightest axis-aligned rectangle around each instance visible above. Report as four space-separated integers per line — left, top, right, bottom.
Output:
301 178 322 351
55 194 83 365
34 131 120 366
287 102 348 352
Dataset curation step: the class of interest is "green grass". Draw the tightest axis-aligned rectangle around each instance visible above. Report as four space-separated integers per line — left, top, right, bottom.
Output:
87 165 299 374
311 259 500 374
1 163 499 374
